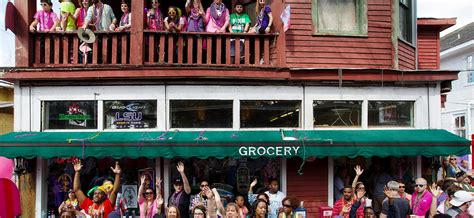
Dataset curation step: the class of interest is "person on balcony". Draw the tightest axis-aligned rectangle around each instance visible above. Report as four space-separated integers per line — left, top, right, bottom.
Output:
248 0 273 34
116 0 132 32
229 1 251 63
82 0 117 31
59 0 76 31
146 0 164 30
73 0 91 30
185 0 205 32
29 0 59 32
204 0 230 33
164 7 187 33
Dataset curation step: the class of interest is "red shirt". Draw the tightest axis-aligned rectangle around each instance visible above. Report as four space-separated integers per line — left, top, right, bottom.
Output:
80 198 113 217
332 198 355 218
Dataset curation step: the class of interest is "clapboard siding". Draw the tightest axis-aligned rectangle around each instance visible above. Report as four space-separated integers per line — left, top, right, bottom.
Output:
398 39 417 70
417 29 440 69
286 0 393 69
287 157 328 216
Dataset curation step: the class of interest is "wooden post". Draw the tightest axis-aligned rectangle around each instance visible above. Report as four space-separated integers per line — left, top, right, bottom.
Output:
271 0 286 67
15 0 36 67
130 0 144 65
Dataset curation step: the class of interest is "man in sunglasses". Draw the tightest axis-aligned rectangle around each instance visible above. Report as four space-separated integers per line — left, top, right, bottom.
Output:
411 178 432 216
190 180 210 211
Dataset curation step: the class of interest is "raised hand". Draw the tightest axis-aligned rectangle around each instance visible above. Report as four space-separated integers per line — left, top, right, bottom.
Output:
354 165 364 176
140 175 147 185
176 161 185 173
156 177 162 189
156 193 164 206
73 159 83 172
250 178 258 187
429 183 441 198
203 185 213 199
110 161 121 175
383 186 393 199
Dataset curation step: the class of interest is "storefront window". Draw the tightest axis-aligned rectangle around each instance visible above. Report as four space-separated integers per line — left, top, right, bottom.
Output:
313 100 362 127
240 100 300 128
169 157 281 206
104 100 157 129
368 101 414 127
43 101 97 130
170 100 233 128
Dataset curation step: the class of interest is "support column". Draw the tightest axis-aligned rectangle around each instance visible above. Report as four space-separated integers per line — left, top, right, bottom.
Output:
35 158 47 217
130 0 144 65
15 0 36 67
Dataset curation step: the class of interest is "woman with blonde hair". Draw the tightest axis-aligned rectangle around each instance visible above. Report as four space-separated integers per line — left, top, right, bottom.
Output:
249 0 272 34
167 205 181 218
446 155 461 178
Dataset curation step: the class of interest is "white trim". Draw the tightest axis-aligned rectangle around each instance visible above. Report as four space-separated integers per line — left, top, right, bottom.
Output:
233 99 240 130
0 80 13 89
328 157 334 206
156 157 162 188
35 158 47 217
440 41 474 59
164 158 171 207
97 100 104 131
281 158 287 194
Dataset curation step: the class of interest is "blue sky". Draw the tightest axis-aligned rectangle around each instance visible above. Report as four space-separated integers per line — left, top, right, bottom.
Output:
0 0 472 67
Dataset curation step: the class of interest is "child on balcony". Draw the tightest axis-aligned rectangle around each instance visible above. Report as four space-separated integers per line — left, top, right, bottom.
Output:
116 0 131 32
59 0 76 31
146 0 164 30
185 0 205 32
249 0 273 34
29 0 59 32
204 0 230 33
164 7 187 33
73 0 91 30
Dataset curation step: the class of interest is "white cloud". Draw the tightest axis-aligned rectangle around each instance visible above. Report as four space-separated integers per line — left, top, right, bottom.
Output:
418 0 474 35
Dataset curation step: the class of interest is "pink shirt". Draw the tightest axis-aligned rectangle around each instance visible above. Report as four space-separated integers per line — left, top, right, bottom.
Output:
411 190 433 216
205 7 229 32
33 10 59 31
138 198 160 218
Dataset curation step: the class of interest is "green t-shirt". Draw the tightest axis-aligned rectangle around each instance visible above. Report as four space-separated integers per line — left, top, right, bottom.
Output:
230 13 251 33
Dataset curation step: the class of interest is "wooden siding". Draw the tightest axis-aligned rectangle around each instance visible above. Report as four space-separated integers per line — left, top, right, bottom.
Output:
398 40 417 70
286 0 393 69
417 29 440 69
287 157 328 216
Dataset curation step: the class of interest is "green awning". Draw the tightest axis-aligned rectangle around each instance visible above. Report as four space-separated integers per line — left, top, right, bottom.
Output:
0 129 470 159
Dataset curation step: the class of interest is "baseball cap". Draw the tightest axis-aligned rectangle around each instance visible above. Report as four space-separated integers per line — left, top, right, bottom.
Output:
172 178 183 184
449 190 474 207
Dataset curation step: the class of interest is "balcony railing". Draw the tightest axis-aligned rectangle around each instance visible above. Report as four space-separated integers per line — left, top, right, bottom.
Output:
32 32 130 67
31 31 277 68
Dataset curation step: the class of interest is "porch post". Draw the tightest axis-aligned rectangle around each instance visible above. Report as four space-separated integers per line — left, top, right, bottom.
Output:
15 0 36 67
35 158 47 217
130 0 145 65
328 157 334 206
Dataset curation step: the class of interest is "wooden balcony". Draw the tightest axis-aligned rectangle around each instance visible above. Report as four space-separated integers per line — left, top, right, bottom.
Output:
31 31 277 68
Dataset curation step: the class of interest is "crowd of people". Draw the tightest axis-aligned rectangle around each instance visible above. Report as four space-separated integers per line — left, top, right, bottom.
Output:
58 160 300 218
333 158 473 218
29 0 273 35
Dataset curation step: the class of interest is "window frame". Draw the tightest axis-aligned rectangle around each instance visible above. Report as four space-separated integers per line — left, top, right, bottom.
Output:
239 100 302 128
311 0 368 37
312 100 363 128
103 100 158 130
367 100 415 128
467 55 473 84
398 0 416 45
453 114 466 138
42 100 99 131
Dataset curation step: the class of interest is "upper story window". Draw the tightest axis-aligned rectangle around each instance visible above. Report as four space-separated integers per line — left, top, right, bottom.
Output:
170 100 233 128
240 100 301 128
312 0 368 36
104 100 157 129
43 101 97 130
399 0 414 43
368 101 414 127
467 55 473 83
313 100 362 128
454 115 466 138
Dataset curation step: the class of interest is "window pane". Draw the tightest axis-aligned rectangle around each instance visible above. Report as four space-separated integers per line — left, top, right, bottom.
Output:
104 100 157 129
399 1 412 42
241 100 300 128
44 101 97 129
170 100 233 128
368 101 414 127
313 101 362 127
317 0 357 32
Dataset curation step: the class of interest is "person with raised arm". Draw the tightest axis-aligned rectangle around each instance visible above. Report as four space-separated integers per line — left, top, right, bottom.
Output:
72 159 121 217
138 175 164 217
168 161 192 218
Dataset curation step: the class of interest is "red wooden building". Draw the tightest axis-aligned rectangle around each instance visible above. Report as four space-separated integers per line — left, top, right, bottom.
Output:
0 0 470 217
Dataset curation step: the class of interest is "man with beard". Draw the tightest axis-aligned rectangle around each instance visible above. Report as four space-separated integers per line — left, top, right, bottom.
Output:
332 186 355 218
72 159 121 217
168 161 192 218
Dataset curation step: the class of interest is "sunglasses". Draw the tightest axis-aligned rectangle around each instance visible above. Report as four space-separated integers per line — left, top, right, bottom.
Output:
145 192 154 195
168 11 176 15
41 3 49 6
415 184 425 187
200 184 209 187
399 186 405 188
283 204 292 208
358 186 365 189
450 158 457 160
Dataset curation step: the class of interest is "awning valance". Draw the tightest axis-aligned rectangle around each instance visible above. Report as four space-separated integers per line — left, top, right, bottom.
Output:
0 129 470 159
